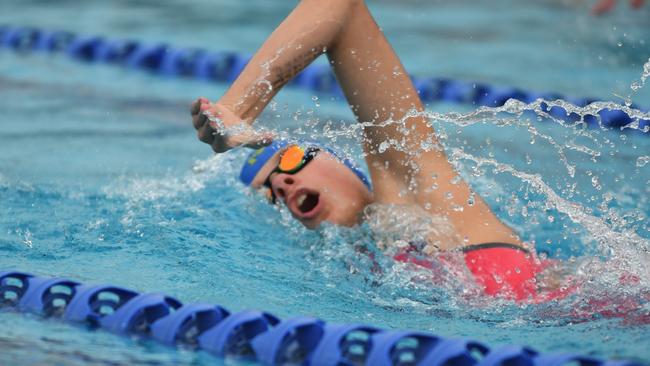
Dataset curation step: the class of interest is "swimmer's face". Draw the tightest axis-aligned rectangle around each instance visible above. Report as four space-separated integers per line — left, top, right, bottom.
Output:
250 150 373 229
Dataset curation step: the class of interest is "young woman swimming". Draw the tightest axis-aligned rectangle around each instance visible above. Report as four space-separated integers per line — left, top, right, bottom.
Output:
190 0 569 302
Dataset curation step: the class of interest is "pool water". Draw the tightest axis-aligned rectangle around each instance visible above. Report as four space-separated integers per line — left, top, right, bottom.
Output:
1 0 649 365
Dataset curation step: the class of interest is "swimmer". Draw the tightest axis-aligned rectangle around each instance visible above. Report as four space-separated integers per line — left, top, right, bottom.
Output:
191 0 566 301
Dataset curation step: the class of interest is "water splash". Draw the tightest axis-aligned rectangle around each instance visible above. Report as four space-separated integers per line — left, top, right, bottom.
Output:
629 57 650 94
363 203 461 254
102 153 243 231
240 61 650 315
191 57 650 316
103 154 238 202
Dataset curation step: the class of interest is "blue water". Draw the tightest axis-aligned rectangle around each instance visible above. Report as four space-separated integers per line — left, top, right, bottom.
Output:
1 0 649 365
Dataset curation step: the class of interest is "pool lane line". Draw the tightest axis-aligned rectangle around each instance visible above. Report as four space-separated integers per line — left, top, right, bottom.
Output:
0 25 648 135
0 270 645 366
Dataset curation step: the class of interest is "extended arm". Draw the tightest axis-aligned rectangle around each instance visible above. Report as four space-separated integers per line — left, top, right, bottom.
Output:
192 0 521 248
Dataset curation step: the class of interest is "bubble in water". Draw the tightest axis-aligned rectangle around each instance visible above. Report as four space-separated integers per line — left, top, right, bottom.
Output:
636 156 649 167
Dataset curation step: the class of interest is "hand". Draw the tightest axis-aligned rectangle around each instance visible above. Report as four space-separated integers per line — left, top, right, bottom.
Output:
591 0 645 15
190 97 274 153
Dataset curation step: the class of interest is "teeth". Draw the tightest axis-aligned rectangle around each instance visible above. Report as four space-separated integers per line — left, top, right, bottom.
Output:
297 193 307 207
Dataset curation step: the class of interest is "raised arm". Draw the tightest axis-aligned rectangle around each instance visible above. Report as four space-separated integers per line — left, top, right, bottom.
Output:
192 0 522 248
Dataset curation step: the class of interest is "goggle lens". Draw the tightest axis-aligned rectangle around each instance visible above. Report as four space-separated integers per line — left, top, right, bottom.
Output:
262 145 319 204
278 145 306 172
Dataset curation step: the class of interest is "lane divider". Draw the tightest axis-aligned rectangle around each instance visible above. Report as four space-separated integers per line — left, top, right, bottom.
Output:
0 25 648 134
0 270 643 366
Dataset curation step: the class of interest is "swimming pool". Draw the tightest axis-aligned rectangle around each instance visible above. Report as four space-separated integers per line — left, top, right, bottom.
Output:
1 0 649 365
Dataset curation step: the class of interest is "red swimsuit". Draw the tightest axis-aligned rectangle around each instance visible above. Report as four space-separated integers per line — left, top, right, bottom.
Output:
393 242 576 302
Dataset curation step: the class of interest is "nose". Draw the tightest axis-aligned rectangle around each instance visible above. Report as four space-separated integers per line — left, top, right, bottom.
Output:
270 173 296 201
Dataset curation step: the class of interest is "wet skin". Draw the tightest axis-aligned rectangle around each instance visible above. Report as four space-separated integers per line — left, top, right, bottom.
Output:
250 149 373 229
190 0 523 249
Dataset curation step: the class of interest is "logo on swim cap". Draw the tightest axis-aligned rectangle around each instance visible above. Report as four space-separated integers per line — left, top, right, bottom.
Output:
247 147 266 166
239 141 288 186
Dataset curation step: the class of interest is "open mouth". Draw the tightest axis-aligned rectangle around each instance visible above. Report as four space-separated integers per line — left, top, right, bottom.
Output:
296 191 320 214
287 188 322 221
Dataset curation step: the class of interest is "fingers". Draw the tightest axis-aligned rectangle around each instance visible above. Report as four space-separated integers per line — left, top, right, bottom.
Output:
211 138 229 154
197 121 215 144
191 97 210 129
190 97 208 115
191 98 274 153
193 108 209 130
190 98 201 115
209 126 274 153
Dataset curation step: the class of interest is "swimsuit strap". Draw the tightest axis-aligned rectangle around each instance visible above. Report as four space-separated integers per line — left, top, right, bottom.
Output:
460 242 529 254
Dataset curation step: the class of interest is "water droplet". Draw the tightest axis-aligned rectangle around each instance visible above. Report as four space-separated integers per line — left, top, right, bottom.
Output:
378 141 390 153
525 154 532 165
591 176 600 188
467 195 475 206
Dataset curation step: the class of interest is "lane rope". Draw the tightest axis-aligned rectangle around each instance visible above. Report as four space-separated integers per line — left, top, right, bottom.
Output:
0 25 648 135
0 270 644 366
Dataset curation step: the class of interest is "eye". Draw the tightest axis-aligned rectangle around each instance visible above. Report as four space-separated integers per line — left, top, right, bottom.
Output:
278 146 305 171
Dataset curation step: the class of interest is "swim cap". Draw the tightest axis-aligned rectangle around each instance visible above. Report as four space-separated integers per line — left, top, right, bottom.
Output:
239 140 372 190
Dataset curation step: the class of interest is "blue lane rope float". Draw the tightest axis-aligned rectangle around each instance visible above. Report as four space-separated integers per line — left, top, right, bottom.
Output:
0 270 645 366
0 25 648 135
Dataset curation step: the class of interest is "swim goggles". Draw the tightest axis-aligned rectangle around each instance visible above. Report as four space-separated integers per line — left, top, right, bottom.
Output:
262 145 320 203
239 139 372 193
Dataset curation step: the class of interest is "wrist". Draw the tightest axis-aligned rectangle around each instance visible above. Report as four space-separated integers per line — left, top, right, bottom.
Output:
209 102 250 126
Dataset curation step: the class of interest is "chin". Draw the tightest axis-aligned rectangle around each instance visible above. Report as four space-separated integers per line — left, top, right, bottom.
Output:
298 209 361 229
326 209 364 227
302 220 322 230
